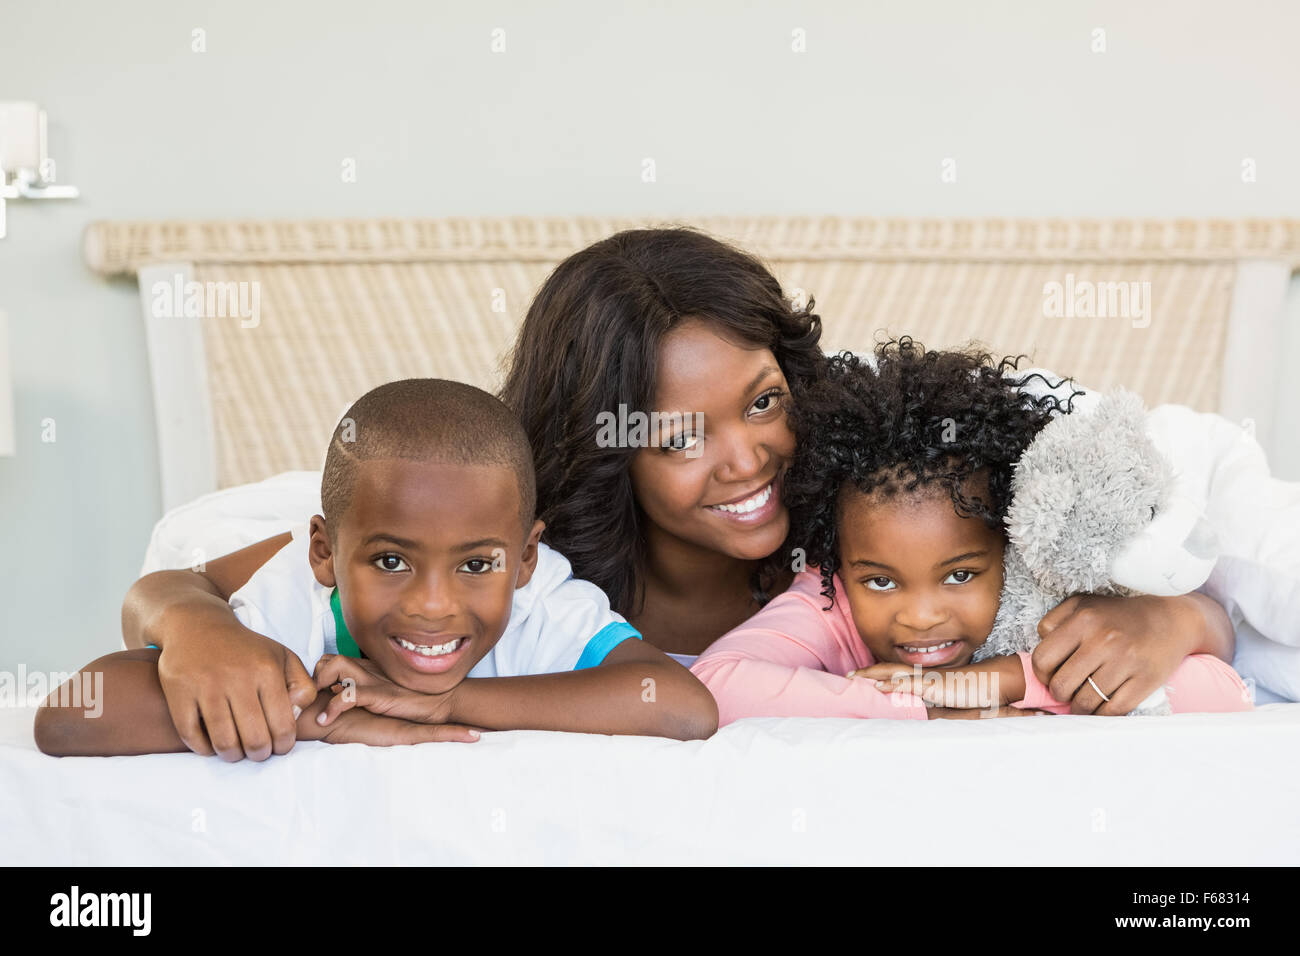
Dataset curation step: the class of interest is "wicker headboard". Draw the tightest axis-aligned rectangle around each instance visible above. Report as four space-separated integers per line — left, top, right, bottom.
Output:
83 217 1300 510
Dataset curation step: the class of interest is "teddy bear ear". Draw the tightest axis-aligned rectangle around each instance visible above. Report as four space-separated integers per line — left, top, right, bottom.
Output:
1006 470 1076 570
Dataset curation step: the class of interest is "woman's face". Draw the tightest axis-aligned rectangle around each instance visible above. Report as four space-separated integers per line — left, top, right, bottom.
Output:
628 318 796 563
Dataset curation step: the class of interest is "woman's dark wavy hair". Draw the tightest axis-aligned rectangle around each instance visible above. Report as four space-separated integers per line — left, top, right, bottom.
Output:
498 227 826 616
782 337 1084 610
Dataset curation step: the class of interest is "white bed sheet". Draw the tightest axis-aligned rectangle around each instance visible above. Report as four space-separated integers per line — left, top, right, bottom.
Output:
5 703 1299 866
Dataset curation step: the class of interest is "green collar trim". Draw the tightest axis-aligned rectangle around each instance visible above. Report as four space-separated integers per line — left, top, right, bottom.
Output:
329 588 363 658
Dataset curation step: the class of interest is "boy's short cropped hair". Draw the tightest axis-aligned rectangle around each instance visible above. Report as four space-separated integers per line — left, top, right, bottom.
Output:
321 378 537 537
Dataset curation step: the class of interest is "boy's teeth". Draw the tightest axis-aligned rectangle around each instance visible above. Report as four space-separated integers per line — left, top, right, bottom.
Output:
396 636 463 656
903 641 956 654
710 482 773 514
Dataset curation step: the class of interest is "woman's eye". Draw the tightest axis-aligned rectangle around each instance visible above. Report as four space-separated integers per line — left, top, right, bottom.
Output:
945 569 975 584
663 432 700 453
461 558 494 574
374 554 409 572
751 388 785 414
865 576 895 592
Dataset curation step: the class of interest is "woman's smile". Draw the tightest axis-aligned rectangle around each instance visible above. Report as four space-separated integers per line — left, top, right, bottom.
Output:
704 473 782 525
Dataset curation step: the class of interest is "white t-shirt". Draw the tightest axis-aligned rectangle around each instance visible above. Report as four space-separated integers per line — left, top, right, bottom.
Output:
228 524 641 677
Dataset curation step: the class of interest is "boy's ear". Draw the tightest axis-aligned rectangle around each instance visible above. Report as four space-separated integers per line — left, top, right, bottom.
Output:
307 515 337 589
513 519 546 589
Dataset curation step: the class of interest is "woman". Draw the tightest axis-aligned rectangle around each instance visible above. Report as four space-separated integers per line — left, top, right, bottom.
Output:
122 228 1235 757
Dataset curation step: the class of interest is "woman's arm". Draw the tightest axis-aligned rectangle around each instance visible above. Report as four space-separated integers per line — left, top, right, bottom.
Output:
1032 592 1236 715
1015 650 1253 714
118 533 317 760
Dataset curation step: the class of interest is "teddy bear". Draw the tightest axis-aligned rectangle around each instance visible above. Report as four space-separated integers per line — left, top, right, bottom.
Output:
972 389 1222 715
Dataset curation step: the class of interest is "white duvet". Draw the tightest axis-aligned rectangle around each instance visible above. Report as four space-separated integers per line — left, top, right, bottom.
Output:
5 703 1298 865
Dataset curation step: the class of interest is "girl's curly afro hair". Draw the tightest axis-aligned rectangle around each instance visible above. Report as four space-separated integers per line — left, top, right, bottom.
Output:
782 337 1083 608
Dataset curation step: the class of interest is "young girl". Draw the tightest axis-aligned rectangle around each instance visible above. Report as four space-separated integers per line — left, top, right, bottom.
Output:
690 339 1253 723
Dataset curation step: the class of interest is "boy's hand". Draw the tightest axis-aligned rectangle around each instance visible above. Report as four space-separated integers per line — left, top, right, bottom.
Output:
157 623 317 762
302 702 481 745
312 654 461 728
848 655 1026 709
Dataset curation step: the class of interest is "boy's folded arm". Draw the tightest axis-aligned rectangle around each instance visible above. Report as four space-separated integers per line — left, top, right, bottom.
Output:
33 649 471 756
121 533 292 649
443 638 719 740
35 649 192 757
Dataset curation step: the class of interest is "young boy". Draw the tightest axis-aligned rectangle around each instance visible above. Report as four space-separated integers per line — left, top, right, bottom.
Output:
36 379 718 755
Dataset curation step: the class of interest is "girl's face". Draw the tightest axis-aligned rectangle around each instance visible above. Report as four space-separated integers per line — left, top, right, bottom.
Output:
628 318 796 563
836 484 1006 667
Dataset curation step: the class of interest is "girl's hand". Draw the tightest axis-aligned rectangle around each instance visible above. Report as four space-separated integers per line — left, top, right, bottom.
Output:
312 654 461 728
926 705 1053 719
849 655 1026 709
1032 593 1224 715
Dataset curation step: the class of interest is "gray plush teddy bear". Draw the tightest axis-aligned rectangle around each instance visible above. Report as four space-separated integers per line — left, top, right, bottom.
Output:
972 389 1220 715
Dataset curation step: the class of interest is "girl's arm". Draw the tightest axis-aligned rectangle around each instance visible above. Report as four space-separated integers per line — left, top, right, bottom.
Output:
33 649 479 757
119 534 318 761
1032 592 1236 715
689 582 929 725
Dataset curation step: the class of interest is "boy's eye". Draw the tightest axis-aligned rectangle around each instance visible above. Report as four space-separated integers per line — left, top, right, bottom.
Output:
751 387 785 415
460 557 494 574
864 576 895 592
374 554 409 573
945 569 976 584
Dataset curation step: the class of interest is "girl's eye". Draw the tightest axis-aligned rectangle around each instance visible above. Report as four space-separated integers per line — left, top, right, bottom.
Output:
751 387 786 414
374 554 409 573
865 576 895 592
461 558 494 574
662 432 700 454
945 569 976 584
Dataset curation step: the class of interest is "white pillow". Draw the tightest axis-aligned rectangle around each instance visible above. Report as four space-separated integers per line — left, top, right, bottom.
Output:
140 471 322 575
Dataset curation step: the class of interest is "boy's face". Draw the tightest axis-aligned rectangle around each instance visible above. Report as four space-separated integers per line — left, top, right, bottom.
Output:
308 458 544 694
836 483 1005 668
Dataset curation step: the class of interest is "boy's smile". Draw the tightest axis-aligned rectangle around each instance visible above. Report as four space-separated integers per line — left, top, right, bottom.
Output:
836 481 1005 668
308 457 544 694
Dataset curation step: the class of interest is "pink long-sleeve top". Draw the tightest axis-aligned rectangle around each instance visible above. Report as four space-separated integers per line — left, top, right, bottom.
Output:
690 568 1255 725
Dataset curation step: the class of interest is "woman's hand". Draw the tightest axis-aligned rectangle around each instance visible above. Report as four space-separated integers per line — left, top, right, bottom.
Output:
311 654 464 730
1032 592 1232 715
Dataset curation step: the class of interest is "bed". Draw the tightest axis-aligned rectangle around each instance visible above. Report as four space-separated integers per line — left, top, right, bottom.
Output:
5 215 1298 866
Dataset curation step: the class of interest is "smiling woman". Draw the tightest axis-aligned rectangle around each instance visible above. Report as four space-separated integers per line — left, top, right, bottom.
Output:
498 228 828 656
